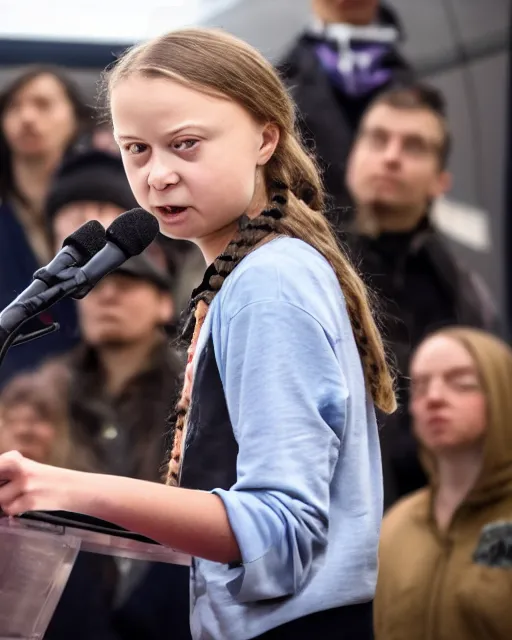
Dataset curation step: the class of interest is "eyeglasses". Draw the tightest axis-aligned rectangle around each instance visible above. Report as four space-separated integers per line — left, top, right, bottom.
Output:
359 127 442 160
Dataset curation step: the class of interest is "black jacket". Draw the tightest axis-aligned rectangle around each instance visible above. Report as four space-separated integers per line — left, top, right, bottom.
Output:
66 338 182 482
44 552 120 640
277 5 415 229
348 219 500 507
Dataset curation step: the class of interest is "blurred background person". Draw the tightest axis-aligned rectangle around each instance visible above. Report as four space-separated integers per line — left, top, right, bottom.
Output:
43 244 183 481
54 246 181 481
0 65 92 388
278 0 415 230
344 82 499 508
375 327 512 640
0 369 75 468
0 368 118 640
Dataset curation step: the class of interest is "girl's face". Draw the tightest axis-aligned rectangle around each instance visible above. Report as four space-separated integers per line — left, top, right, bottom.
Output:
111 75 279 263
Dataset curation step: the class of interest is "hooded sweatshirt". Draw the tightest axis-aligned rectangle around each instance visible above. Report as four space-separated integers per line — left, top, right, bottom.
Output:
374 327 512 640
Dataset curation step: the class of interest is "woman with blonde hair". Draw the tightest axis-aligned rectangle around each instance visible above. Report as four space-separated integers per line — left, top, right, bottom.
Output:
375 326 512 640
0 28 395 639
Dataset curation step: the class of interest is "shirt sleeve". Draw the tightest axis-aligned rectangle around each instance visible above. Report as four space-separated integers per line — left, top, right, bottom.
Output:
211 298 346 603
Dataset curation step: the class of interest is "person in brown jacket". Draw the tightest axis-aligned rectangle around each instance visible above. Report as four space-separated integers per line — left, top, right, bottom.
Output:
375 326 512 640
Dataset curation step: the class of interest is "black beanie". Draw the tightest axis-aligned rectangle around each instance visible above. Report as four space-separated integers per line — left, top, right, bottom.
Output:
46 149 137 221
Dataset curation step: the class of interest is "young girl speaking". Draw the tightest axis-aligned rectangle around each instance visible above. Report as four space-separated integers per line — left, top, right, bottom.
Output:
0 28 395 640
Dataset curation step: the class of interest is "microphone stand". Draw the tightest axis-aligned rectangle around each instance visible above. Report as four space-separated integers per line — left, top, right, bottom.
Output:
11 324 60 346
0 324 61 370
0 266 88 370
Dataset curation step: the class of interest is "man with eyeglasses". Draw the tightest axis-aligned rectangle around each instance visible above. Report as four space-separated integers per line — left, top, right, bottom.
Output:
344 83 500 508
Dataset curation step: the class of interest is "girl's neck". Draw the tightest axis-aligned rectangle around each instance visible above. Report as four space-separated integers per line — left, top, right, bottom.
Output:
196 219 240 266
196 184 269 265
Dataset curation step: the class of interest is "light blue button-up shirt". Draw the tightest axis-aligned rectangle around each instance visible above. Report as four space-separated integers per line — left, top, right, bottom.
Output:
189 237 383 640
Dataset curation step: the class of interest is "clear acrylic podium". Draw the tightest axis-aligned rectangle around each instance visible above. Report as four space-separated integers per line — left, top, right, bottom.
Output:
0 512 191 640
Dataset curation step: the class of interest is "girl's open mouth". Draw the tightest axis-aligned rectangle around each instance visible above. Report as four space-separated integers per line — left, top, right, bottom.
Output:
158 205 187 215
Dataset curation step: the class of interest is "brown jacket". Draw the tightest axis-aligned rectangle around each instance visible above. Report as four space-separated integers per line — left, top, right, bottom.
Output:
63 337 183 482
375 328 512 640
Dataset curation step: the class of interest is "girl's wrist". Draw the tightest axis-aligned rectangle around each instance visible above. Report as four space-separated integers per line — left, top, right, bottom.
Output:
63 469 101 515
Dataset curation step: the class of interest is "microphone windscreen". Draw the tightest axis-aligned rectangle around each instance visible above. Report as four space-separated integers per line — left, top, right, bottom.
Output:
106 208 160 257
63 220 106 259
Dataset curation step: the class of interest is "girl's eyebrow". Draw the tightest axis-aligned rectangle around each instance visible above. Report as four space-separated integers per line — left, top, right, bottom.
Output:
116 122 206 142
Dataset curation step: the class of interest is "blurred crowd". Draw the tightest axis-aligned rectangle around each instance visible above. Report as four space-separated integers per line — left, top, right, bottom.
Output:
0 1 509 639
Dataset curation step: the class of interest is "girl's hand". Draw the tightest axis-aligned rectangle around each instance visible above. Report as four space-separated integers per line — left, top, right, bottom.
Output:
0 450 77 516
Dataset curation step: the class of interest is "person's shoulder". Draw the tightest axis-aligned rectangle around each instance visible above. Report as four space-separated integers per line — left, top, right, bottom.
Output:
213 237 343 324
220 237 336 311
247 235 328 270
276 35 310 78
381 489 430 541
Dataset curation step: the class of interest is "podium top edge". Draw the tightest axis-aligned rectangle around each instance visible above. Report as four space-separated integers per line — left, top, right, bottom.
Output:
0 516 191 566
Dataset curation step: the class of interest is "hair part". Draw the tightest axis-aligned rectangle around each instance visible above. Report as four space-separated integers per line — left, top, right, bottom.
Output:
363 83 451 169
102 28 396 485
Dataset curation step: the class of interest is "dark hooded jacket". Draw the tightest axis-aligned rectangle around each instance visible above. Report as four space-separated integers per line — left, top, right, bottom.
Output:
347 218 500 508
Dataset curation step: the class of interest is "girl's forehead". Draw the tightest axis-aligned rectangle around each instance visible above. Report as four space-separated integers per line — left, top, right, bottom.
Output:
110 76 253 137
111 76 226 113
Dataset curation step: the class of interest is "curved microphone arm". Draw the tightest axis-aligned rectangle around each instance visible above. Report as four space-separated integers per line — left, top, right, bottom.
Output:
0 267 88 369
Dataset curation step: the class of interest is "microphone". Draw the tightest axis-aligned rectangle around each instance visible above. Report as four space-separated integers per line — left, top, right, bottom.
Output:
72 208 160 299
0 209 158 368
11 220 107 304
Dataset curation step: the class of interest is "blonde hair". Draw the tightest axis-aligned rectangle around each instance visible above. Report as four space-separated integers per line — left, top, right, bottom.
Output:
103 28 396 484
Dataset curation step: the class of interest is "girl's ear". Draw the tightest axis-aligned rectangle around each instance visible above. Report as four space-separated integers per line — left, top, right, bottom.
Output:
257 123 280 166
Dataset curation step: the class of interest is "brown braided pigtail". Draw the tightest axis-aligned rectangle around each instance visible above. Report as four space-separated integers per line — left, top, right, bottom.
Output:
166 183 288 486
265 131 396 415
277 187 396 415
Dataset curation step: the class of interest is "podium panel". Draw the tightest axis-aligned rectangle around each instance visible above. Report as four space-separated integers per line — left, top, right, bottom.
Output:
0 514 191 639
0 519 80 640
